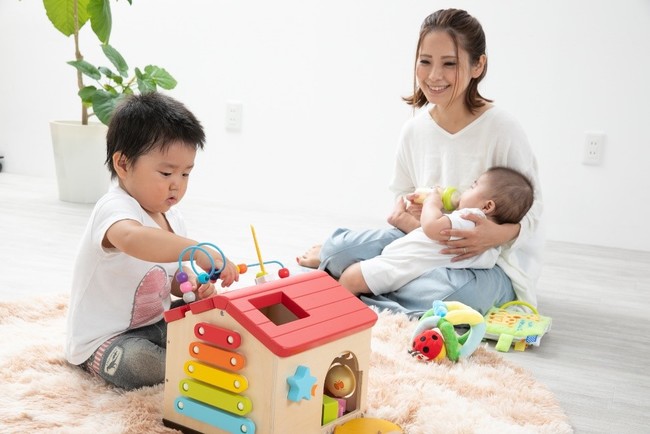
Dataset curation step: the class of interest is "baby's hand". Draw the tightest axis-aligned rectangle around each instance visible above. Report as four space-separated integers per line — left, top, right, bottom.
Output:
423 188 444 209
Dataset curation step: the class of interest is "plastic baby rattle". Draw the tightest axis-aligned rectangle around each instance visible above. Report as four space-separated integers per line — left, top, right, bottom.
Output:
409 300 486 362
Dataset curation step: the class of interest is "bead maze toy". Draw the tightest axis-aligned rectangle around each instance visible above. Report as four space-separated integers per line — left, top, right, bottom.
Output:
483 300 552 352
176 242 228 303
409 300 486 362
246 225 290 284
162 232 379 433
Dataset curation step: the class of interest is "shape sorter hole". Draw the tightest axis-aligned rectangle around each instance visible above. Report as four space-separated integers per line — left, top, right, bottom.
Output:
249 291 308 326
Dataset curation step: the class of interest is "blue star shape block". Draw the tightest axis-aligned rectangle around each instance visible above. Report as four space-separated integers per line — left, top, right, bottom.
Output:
287 365 317 402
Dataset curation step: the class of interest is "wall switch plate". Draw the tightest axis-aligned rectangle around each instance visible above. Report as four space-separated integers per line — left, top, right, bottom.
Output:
582 131 605 165
225 101 243 132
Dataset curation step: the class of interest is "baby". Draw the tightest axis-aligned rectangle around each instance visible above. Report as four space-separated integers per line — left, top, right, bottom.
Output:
338 166 534 296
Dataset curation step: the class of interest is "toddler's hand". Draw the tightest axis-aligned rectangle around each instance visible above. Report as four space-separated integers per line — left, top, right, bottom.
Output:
196 282 216 299
216 260 240 288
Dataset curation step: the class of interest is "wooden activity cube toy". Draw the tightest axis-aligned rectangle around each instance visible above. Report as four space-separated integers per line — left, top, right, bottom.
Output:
162 270 378 434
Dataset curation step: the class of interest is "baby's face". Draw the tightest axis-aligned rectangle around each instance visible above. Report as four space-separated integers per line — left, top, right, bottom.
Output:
458 173 491 210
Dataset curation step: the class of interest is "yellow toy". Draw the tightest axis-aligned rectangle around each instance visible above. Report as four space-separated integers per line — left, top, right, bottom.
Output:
334 417 403 434
483 301 552 352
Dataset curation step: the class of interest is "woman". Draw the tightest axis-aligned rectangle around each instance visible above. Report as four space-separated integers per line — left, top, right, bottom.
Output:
299 8 544 317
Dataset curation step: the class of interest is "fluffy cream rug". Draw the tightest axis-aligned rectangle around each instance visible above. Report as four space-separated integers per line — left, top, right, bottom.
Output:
0 294 572 434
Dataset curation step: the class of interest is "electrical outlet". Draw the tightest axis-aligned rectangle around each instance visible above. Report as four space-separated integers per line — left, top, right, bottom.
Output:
225 101 243 132
582 131 604 165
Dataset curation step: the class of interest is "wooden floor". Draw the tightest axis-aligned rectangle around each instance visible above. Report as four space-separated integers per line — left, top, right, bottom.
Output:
1 173 648 433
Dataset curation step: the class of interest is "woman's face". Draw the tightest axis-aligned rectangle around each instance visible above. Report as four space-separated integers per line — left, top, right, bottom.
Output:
415 30 484 108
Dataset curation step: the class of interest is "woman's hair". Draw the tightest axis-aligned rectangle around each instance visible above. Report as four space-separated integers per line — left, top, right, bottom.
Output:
105 92 205 178
484 167 534 224
403 8 492 113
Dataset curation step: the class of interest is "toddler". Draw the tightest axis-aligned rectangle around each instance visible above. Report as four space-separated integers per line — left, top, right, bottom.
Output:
65 92 239 390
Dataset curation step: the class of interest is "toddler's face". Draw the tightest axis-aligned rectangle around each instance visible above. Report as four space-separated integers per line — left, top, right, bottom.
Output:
120 141 197 215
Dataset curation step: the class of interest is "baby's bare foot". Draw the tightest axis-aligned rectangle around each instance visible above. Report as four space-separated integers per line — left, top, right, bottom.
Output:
296 245 322 268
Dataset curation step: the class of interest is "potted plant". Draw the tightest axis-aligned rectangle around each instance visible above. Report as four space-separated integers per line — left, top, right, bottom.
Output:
44 0 177 203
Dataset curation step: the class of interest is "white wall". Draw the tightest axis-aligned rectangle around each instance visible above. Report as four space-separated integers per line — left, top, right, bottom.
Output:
1 0 649 252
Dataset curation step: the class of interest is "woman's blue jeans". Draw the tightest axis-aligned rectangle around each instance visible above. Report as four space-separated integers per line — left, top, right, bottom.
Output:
319 227 515 317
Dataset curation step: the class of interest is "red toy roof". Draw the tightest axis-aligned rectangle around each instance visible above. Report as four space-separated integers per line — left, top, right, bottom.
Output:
165 270 377 357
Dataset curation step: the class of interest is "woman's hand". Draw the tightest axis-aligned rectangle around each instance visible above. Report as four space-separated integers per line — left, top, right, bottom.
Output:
403 192 424 220
439 213 520 262
387 196 420 233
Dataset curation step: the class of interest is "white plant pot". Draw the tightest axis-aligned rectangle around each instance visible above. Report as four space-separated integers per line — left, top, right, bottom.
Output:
50 120 111 204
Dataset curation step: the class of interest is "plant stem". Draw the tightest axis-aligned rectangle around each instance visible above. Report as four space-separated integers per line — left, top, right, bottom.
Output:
73 0 88 125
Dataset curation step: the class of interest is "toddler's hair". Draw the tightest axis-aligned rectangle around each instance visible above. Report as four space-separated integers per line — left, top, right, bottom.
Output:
485 166 534 224
105 92 205 178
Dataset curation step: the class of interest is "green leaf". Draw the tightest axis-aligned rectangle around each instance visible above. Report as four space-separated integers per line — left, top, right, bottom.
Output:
143 65 177 90
78 85 98 104
102 84 119 95
67 59 101 80
92 90 123 125
101 44 128 77
136 75 157 94
87 0 112 43
98 66 115 78
43 0 91 37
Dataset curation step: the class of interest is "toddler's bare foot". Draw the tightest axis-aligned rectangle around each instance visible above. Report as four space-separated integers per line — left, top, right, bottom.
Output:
296 245 322 268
